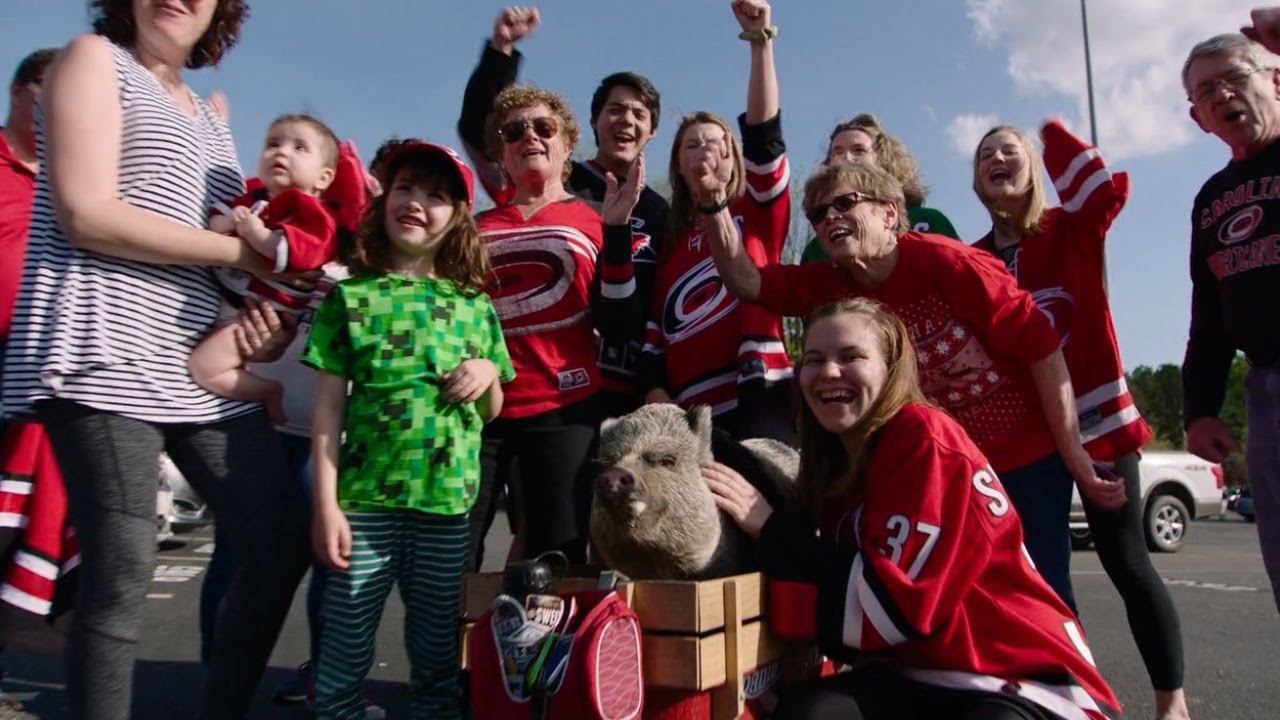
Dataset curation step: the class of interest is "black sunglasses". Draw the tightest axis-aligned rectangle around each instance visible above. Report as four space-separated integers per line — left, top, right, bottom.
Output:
805 191 877 227
498 116 561 144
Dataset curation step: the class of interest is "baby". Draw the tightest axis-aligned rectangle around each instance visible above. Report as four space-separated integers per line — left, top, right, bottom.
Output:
189 113 365 423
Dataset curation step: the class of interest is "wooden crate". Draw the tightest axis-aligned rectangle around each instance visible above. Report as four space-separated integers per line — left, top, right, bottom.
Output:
461 571 797 719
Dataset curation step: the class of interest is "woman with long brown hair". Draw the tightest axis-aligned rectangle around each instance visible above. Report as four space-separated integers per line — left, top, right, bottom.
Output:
705 298 1120 720
636 0 793 442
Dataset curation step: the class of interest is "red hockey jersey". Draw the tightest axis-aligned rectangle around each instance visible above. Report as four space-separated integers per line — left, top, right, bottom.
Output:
640 113 792 417
212 183 338 311
815 404 1120 720
757 233 1061 472
478 199 638 419
0 420 79 619
973 120 1152 461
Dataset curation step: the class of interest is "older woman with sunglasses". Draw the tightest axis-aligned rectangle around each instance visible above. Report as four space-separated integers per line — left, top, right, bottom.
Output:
467 85 644 568
704 160 1125 614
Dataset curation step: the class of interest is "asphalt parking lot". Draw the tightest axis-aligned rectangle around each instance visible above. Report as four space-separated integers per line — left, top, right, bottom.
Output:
4 515 1277 718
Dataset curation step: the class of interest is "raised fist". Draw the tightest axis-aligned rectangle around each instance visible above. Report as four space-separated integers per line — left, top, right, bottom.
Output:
732 0 771 33
493 6 541 55
1243 7 1280 56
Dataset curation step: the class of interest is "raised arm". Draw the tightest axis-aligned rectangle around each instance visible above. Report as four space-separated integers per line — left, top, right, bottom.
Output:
1039 119 1127 257
734 0 779 125
456 7 540 203
44 35 260 269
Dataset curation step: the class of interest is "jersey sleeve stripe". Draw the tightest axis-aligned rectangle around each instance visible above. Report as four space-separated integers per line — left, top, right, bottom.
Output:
900 668 1116 720
1079 404 1142 444
1060 168 1112 214
1075 377 1129 409
737 339 788 355
841 555 868 649
745 157 791 204
1052 147 1102 194
744 155 786 175
857 570 911 647
600 277 637 300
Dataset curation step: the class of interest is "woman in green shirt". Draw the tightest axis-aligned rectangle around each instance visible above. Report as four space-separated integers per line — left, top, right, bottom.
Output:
801 114 958 263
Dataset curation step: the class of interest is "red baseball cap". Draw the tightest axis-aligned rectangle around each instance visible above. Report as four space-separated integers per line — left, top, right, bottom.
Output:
384 141 477 212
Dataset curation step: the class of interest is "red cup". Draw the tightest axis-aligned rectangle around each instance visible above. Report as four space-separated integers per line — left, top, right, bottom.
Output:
769 579 819 641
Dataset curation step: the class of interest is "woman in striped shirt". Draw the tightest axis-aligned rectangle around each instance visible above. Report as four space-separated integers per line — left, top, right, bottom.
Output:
1 2 309 717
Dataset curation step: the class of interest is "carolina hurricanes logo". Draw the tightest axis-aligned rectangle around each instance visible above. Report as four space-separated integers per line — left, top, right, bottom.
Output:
486 230 595 335
1219 205 1264 246
662 257 738 344
631 232 656 265
1030 287 1075 348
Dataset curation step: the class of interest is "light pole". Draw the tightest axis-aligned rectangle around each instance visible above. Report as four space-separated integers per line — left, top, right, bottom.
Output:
1080 0 1106 287
1080 0 1099 146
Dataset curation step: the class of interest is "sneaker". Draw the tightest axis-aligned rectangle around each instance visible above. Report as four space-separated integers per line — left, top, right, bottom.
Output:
272 661 312 705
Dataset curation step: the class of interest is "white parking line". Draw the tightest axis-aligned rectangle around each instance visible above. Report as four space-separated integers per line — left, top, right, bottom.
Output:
1164 578 1261 593
146 593 175 599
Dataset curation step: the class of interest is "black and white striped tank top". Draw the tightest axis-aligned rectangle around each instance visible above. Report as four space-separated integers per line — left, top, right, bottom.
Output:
2 42 252 423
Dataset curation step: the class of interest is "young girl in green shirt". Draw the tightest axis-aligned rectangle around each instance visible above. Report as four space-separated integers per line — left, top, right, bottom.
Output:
304 142 514 720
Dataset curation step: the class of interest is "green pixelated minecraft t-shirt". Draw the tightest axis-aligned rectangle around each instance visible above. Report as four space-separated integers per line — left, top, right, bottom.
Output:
302 274 515 515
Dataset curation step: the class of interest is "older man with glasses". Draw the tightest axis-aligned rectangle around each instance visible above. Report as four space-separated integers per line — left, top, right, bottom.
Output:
1182 7 1280 615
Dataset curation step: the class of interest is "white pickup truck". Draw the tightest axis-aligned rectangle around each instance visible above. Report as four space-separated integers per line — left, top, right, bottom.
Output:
1069 450 1224 553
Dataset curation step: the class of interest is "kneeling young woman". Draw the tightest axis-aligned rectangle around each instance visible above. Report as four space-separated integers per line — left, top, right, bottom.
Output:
705 298 1120 720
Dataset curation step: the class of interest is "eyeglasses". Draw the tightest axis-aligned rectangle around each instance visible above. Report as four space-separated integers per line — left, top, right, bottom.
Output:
1189 66 1264 104
498 116 560 144
805 192 878 227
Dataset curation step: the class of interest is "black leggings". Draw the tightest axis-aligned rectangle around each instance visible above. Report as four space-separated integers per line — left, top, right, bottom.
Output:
468 395 601 570
773 665 1053 720
35 398 310 720
1083 451 1185 690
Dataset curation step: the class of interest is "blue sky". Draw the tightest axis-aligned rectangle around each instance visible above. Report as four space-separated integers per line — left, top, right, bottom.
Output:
1 0 1260 368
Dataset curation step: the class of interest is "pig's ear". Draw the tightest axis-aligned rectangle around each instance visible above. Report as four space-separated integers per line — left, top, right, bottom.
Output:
600 416 621 436
685 405 714 448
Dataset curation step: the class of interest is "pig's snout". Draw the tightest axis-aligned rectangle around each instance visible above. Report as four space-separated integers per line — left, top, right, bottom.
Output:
596 467 637 503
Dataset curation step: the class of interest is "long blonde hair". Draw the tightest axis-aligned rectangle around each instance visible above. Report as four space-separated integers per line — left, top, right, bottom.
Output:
667 112 747 247
795 298 928 511
972 125 1049 236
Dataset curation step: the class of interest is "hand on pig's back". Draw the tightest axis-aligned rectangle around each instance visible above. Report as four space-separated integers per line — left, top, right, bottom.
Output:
704 462 774 538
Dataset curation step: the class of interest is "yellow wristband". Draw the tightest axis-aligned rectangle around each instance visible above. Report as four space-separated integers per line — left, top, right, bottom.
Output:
738 26 779 44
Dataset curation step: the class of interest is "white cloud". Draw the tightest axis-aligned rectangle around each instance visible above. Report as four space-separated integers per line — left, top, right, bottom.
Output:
963 0 1257 159
947 114 1001 157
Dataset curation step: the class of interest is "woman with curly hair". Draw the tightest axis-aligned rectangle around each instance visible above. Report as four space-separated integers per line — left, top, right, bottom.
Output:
465 83 645 569
801 113 958 263
1 2 313 717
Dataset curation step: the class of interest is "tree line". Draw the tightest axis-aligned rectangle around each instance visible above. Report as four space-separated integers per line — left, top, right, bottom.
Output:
1128 355 1249 484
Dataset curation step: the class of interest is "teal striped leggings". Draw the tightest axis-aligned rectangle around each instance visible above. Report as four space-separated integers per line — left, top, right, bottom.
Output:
314 510 470 720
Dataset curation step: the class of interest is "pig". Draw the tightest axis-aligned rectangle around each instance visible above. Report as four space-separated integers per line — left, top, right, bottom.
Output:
589 404 798 580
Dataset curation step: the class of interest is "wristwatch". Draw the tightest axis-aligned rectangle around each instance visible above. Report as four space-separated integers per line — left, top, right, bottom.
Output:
697 197 732 215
